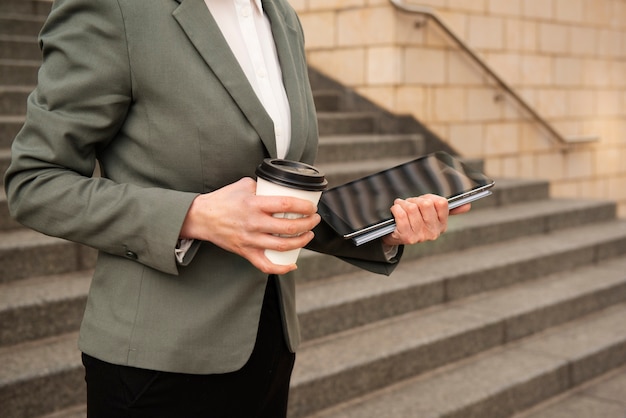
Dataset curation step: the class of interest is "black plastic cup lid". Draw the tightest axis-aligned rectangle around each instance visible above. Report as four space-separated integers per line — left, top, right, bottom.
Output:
256 159 328 191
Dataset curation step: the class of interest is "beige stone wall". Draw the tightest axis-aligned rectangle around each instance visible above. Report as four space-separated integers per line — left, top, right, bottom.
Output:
293 0 626 216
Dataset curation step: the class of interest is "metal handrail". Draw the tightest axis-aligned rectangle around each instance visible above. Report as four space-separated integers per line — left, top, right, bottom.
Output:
389 0 597 146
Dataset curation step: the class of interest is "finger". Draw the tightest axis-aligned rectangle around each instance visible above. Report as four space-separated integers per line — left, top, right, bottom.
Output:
398 197 435 235
419 197 451 235
450 203 471 215
248 249 299 275
416 199 444 240
250 230 315 254
426 196 450 235
390 199 429 245
408 195 447 222
406 196 446 240
432 196 451 222
252 231 316 274
431 195 450 222
381 202 404 246
390 199 411 234
235 231 314 275
257 213 321 237
255 195 318 216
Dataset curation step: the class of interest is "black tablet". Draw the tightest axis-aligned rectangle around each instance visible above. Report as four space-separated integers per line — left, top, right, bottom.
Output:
318 151 495 245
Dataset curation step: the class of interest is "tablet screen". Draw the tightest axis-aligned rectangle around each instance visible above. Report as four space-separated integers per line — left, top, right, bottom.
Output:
318 152 494 239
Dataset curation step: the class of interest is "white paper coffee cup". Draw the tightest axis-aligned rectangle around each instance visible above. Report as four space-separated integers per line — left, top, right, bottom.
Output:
255 159 328 265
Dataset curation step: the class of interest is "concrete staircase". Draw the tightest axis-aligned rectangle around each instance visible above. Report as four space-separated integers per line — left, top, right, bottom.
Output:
1 1 625 417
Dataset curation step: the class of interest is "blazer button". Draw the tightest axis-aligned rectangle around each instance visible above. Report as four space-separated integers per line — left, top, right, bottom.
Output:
125 250 138 260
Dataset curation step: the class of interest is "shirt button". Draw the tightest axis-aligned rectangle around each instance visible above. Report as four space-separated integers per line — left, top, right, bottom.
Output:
241 6 251 17
256 68 267 78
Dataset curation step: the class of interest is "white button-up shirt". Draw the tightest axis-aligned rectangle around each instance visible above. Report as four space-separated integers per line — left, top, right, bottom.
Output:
205 0 291 159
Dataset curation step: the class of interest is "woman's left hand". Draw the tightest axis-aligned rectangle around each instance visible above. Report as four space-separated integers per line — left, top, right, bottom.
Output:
382 194 471 246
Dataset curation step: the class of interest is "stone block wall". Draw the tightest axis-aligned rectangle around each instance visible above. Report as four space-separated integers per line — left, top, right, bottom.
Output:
292 0 626 216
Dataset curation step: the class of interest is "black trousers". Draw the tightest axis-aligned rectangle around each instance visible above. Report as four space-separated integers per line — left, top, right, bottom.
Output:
82 276 296 418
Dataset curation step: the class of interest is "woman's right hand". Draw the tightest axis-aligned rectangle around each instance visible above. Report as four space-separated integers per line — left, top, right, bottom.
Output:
179 177 321 274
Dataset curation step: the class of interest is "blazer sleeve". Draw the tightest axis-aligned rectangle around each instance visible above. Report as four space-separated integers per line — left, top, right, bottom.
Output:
3 0 197 275
306 220 404 276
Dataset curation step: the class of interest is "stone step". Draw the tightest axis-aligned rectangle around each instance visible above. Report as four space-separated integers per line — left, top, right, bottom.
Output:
0 15 45 36
481 177 550 207
0 147 12 179
0 59 39 87
317 112 381 136
23 277 626 418
295 302 626 418
39 404 86 418
316 134 425 164
0 189 20 230
0 34 41 61
513 365 626 418
0 201 626 345
0 332 84 418
312 88 397 120
0 229 94 284
43 368 626 418
0 271 91 348
292 197 616 283
401 197 617 261
296 217 626 341
0 85 31 115
0 115 24 149
313 90 341 112
0 1 52 16
0 198 615 349
5 229 626 418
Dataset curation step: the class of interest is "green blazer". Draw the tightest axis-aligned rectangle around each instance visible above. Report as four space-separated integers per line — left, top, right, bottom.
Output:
5 0 400 374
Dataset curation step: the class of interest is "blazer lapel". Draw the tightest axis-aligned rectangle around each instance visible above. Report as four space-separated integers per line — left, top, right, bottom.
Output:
261 0 307 161
172 0 278 157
